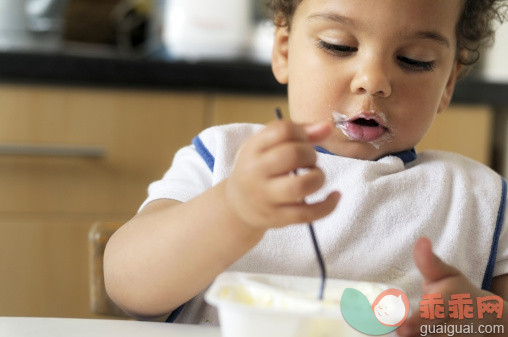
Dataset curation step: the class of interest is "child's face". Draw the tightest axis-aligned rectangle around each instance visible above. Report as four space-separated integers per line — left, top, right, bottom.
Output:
272 0 463 160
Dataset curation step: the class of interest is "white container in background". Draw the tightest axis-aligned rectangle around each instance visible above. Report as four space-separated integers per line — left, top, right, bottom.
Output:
0 0 32 49
162 0 252 61
250 20 275 64
0 0 65 51
482 22 508 83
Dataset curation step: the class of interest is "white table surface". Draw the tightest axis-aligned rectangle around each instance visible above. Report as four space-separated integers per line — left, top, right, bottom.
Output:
0 317 222 337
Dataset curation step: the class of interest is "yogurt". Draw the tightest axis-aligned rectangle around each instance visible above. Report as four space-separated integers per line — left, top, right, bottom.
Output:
205 272 396 337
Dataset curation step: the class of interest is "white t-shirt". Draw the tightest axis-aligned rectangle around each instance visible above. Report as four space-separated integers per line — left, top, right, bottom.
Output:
140 123 508 325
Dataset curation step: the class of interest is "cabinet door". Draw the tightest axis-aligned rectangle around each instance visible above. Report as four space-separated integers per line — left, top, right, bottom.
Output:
0 84 207 318
208 93 288 126
0 213 126 318
211 95 493 165
0 85 207 214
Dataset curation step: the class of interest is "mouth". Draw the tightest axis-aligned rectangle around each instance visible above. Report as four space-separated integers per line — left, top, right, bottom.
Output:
350 117 381 127
333 111 389 143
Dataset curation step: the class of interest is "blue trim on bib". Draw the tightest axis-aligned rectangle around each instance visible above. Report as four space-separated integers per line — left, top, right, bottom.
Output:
390 148 417 164
482 177 507 290
165 303 185 323
192 136 215 172
314 146 336 155
314 146 417 164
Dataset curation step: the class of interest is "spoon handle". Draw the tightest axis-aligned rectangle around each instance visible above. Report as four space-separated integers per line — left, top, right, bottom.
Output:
274 108 327 300
308 223 326 300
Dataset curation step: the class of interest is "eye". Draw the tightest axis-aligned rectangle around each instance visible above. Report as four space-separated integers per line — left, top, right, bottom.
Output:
317 40 357 56
397 56 435 72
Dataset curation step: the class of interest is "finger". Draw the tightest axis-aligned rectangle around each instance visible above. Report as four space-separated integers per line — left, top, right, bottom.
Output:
398 307 450 337
261 142 317 176
266 168 325 203
275 191 340 225
254 120 309 152
303 121 334 143
397 311 426 337
396 314 420 337
414 237 461 287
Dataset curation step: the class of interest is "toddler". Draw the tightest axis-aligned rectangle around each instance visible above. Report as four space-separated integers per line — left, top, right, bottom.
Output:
104 0 508 335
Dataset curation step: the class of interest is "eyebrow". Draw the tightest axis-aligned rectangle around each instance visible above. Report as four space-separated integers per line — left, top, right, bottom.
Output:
406 31 450 48
307 12 450 48
307 12 358 27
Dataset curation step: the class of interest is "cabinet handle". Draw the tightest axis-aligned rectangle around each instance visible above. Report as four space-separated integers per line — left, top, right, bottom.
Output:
0 143 107 158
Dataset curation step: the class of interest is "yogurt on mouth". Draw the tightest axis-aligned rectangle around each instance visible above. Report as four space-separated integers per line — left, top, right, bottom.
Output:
332 111 393 149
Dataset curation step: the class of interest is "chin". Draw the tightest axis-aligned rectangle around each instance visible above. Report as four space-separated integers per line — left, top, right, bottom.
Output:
326 143 386 161
320 132 393 161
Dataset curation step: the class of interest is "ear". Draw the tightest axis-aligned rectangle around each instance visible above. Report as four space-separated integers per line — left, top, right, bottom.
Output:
437 62 462 114
271 26 290 84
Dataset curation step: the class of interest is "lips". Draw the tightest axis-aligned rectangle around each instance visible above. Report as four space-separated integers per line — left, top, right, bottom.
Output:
335 112 388 143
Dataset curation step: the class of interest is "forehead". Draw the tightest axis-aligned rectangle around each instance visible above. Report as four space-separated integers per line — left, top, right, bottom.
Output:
293 0 463 39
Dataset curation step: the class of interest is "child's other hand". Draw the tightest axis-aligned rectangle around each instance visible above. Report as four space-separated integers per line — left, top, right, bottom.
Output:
398 237 505 337
225 120 340 230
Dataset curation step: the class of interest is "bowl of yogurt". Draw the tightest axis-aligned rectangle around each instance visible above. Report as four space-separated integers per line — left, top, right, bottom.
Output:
205 272 406 337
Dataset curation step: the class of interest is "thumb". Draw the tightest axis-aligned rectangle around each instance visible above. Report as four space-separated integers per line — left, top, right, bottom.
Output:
414 237 460 287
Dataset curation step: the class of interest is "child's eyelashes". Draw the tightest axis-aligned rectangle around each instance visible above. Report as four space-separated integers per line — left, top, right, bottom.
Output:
317 39 436 72
397 56 436 72
317 40 357 55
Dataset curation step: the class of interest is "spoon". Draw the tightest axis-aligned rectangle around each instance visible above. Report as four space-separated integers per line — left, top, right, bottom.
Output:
274 108 327 300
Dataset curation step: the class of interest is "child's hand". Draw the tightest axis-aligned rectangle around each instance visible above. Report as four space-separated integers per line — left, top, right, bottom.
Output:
225 120 340 230
398 237 506 337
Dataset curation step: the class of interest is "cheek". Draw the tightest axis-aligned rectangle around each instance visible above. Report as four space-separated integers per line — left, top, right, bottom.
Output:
391 81 442 143
288 62 350 122
403 70 452 111
397 79 443 116
288 79 346 123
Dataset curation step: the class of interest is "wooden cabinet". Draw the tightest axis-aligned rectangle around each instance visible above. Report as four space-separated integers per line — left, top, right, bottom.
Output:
417 104 493 165
208 94 288 126
0 84 207 318
0 214 115 318
0 85 207 214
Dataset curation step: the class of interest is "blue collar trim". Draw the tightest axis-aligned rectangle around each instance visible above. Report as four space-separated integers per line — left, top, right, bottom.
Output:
314 146 417 164
481 177 507 291
314 146 335 156
387 148 417 164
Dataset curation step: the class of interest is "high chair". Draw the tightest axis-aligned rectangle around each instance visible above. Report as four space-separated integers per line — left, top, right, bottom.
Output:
88 222 129 318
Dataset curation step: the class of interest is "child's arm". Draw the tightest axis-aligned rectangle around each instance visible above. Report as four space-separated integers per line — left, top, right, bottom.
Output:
397 238 507 337
103 120 340 319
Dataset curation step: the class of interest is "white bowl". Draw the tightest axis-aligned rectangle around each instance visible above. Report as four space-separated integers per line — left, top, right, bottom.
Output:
205 272 397 337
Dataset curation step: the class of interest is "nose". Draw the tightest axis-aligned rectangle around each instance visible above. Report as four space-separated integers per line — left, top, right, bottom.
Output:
350 57 392 98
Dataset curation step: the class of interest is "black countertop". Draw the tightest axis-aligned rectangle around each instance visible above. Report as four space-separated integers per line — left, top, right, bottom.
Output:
0 50 507 106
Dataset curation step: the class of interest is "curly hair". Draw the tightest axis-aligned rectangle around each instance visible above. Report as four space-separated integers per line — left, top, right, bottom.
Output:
264 0 507 72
